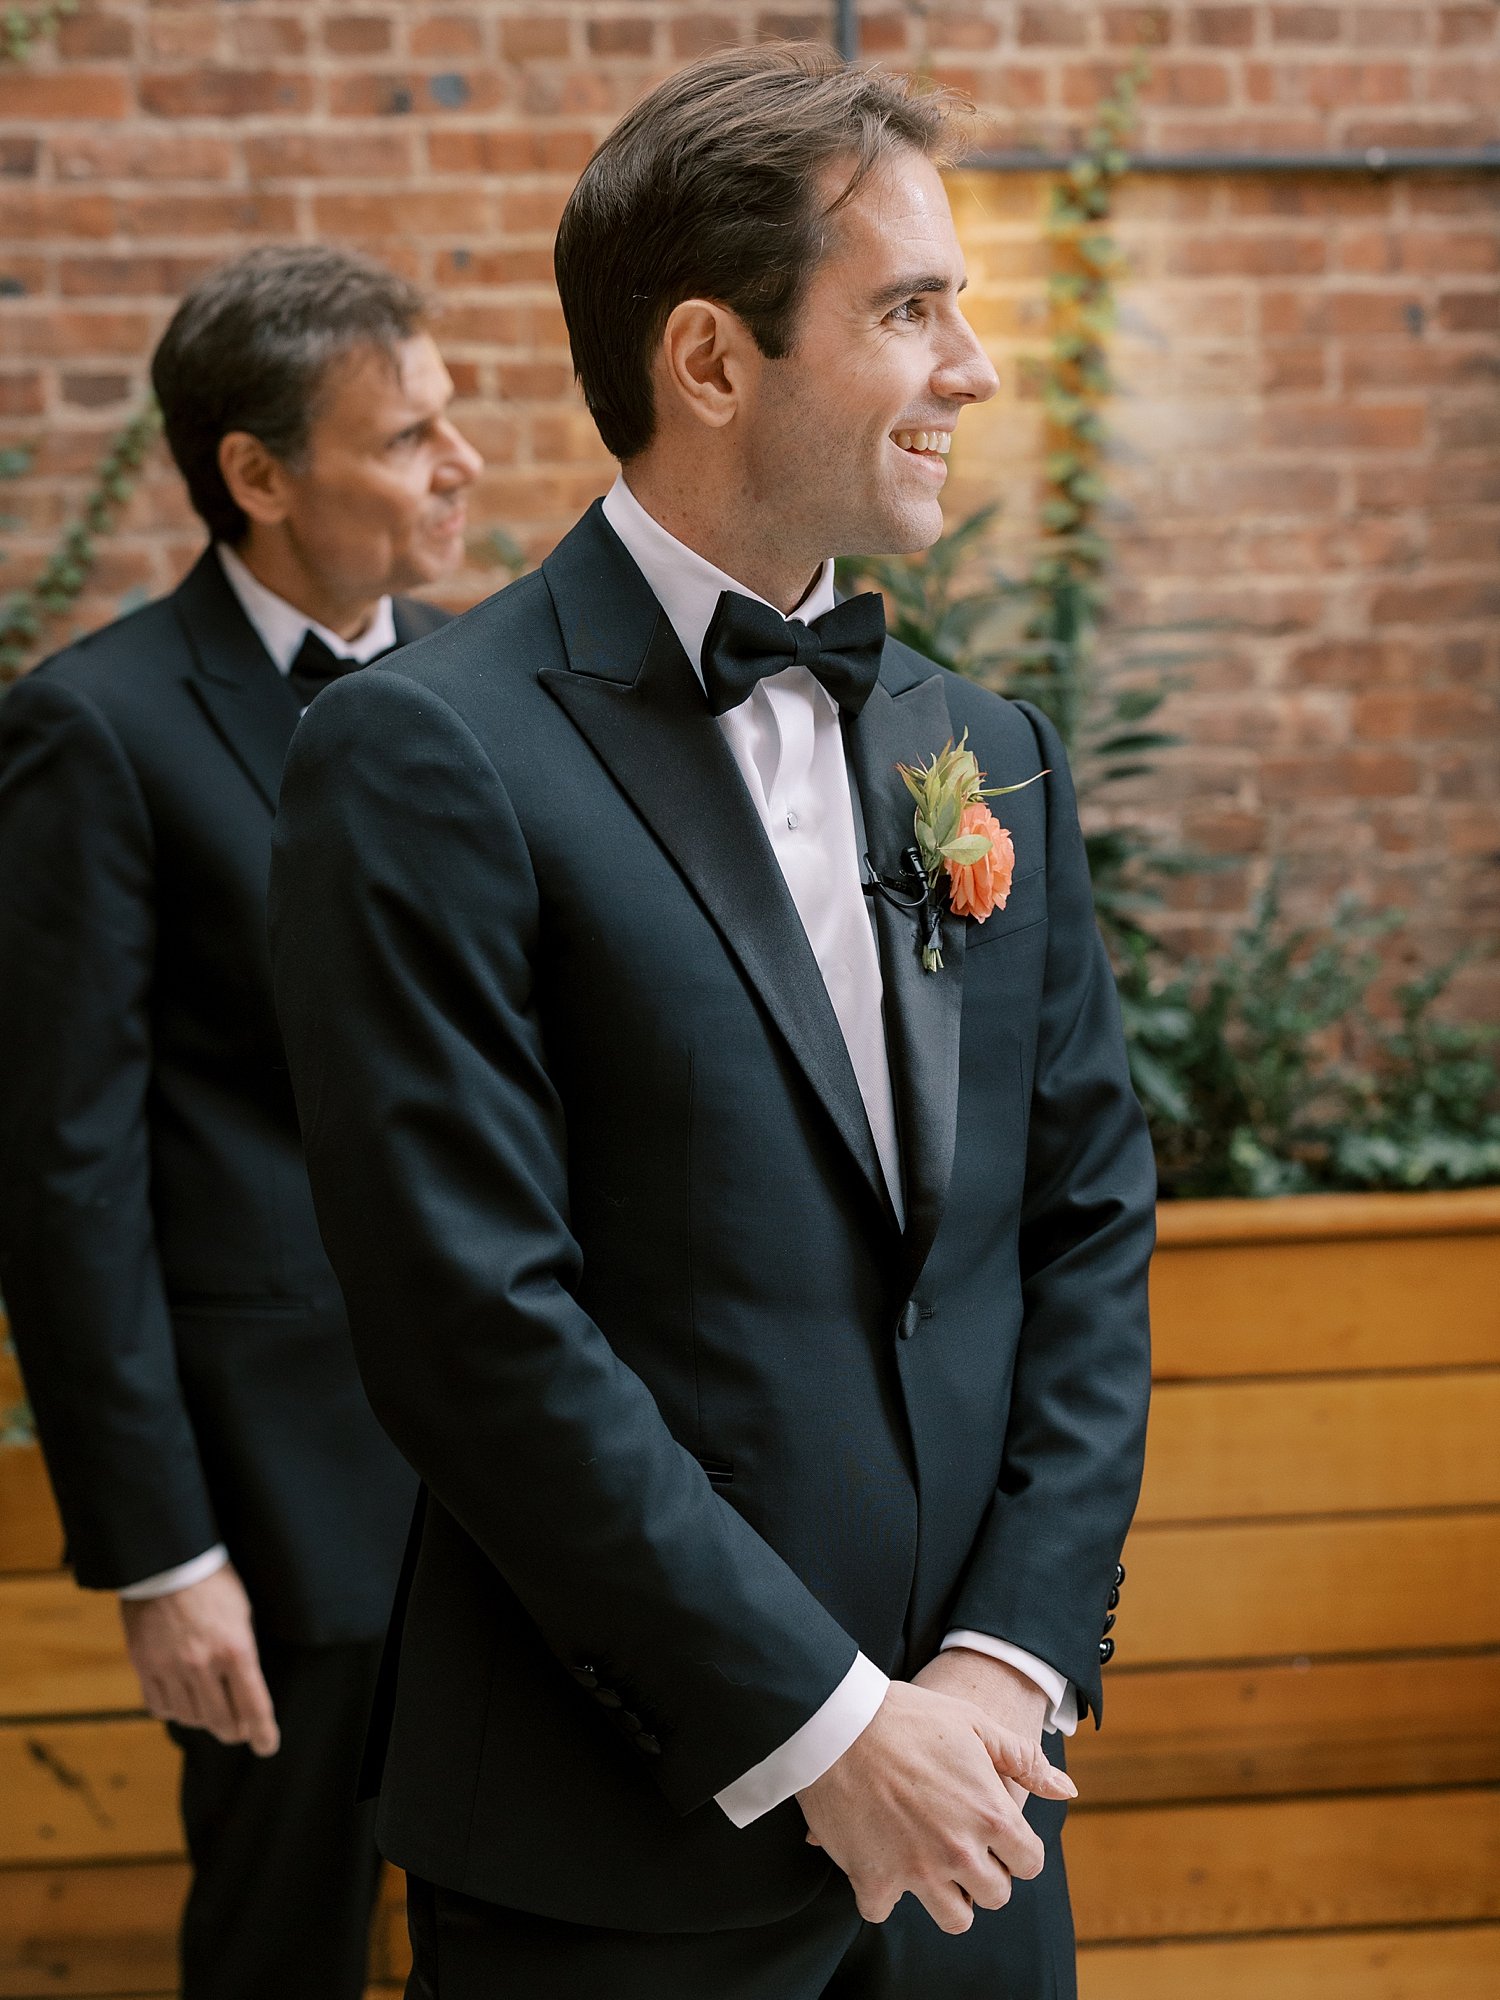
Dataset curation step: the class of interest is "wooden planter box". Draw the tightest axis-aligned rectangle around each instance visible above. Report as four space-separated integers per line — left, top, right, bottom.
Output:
1070 1186 1500 1998
3 1188 1499 1997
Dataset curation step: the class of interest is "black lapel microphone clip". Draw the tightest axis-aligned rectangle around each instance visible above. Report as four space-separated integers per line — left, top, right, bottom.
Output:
863 847 944 964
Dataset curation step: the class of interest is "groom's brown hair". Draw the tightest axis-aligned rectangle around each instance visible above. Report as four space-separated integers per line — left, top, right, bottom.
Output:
555 42 961 462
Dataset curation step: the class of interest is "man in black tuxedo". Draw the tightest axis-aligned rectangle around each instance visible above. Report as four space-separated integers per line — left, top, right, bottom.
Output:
269 45 1154 2000
0 246 481 2000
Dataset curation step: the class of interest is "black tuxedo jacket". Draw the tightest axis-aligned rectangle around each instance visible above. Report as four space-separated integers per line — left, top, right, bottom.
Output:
0 548 440 1643
268 503 1154 1925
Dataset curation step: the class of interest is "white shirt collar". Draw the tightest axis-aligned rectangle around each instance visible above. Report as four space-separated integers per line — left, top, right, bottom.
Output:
216 542 397 676
599 474 836 696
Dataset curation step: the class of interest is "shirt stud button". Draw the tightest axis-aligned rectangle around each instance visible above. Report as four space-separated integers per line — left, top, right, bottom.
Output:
786 811 799 830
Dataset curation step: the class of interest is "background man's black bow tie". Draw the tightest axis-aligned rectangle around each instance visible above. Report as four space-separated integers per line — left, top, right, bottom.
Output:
699 589 886 718
287 629 397 710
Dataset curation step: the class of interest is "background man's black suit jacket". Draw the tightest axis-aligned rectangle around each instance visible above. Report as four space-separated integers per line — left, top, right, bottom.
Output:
268 503 1155 1929
0 549 442 1642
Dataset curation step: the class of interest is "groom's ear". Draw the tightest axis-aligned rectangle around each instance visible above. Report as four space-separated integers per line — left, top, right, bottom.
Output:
655 298 753 434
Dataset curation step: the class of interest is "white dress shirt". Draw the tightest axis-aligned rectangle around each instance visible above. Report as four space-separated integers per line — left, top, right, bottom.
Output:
601 477 1075 1830
117 548 398 1605
218 541 397 679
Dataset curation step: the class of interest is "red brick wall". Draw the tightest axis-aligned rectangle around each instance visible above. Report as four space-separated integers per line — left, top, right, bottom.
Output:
1 3 1497 995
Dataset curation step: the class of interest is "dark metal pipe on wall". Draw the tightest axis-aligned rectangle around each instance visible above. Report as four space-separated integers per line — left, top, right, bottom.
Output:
833 0 1498 175
965 146 1500 175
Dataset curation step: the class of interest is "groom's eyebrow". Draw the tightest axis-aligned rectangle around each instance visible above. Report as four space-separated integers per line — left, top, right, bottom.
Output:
868 272 968 312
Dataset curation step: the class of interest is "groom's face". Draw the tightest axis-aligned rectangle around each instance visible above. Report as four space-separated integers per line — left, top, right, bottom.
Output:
744 148 999 561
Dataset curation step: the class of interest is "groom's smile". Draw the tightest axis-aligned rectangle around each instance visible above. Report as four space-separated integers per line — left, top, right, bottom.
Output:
890 429 953 458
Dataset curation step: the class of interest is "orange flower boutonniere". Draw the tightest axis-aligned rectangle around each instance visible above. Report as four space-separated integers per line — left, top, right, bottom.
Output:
896 733 1045 971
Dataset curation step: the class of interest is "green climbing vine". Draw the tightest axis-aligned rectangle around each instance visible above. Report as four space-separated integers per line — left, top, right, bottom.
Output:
1 0 77 63
0 7 159 685
1024 49 1151 737
0 398 162 683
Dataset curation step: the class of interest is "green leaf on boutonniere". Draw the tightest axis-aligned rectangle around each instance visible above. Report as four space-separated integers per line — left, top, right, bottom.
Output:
941 833 994 866
931 793 962 851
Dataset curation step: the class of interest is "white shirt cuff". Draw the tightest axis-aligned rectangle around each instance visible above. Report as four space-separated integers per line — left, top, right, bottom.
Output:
941 1631 1079 1737
117 1544 230 1600
714 1651 889 1828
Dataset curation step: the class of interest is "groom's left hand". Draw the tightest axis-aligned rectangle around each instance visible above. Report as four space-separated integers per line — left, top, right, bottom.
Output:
912 1650 1050 1810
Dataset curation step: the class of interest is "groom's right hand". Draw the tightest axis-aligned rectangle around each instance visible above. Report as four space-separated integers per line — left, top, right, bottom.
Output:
795 1681 1075 1934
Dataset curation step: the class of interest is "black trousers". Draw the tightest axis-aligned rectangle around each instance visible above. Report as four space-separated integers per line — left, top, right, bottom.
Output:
170 1637 385 2000
403 1793 1076 2000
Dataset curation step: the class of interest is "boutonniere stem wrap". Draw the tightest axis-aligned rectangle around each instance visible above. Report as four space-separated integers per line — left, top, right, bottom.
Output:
897 733 1045 972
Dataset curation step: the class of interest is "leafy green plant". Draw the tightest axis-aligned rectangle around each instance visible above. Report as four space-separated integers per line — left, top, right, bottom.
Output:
1133 886 1500 1199
1 0 77 64
0 397 162 684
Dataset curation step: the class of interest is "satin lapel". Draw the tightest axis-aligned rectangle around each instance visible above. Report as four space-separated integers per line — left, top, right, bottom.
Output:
539 506 892 1222
173 548 300 814
845 666 966 1285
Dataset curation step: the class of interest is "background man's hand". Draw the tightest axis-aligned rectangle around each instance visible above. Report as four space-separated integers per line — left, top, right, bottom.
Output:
795 1678 1075 1935
119 1564 280 1756
913 1648 1051 1810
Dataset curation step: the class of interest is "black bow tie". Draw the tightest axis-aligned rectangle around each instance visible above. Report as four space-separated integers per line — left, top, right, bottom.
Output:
699 589 886 719
287 629 397 709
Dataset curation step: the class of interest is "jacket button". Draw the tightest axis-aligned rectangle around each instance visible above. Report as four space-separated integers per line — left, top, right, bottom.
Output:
1102 1612 1116 1636
619 1710 642 1733
635 1731 661 1756
1107 1586 1120 1611
570 1665 598 1690
595 1688 622 1709
1099 1636 1115 1665
897 1300 920 1341
1115 1562 1126 1588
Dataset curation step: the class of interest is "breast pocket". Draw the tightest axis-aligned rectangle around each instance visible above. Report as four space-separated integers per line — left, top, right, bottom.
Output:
963 865 1046 951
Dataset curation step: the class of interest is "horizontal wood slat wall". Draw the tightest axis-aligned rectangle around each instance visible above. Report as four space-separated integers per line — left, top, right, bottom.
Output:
1078 1924 1500 2000
3 1189 1499 1993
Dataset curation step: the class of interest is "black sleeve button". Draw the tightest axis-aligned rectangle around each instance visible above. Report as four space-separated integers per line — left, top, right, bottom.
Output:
1107 1585 1120 1610
1102 1612 1116 1635
635 1731 661 1756
595 1687 622 1709
570 1664 598 1690
1115 1562 1126 1588
1099 1636 1115 1665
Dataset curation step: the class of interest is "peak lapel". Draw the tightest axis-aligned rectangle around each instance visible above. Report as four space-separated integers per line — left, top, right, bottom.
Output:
173 548 300 814
845 662 966 1285
540 506 892 1224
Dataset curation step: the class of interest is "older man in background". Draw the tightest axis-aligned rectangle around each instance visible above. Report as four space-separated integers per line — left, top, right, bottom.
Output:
0 246 481 2000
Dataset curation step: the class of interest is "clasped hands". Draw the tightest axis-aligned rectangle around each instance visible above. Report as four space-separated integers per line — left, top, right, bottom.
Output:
796 1650 1074 1936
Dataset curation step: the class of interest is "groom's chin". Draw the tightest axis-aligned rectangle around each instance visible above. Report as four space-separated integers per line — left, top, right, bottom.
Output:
859 497 948 561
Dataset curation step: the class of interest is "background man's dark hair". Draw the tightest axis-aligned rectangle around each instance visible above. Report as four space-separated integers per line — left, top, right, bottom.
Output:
150 245 428 545
555 42 960 462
